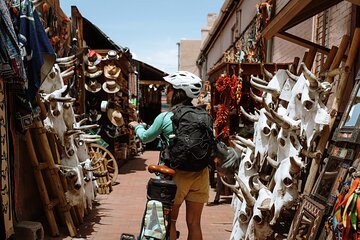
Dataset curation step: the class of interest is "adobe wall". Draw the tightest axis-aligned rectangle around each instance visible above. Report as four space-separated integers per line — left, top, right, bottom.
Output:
179 40 201 75
205 0 259 72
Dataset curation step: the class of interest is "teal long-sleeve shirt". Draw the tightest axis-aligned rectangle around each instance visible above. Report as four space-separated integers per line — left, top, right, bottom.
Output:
134 111 173 145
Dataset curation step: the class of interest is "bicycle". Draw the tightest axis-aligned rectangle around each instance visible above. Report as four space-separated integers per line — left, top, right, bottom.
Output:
121 164 178 240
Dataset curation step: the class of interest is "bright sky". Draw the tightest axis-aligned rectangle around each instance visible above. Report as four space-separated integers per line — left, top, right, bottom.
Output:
60 1 224 74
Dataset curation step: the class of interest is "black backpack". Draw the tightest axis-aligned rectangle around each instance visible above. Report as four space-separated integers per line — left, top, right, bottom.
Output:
165 105 216 171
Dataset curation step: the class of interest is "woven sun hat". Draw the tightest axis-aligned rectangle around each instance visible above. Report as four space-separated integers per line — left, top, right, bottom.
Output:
107 108 124 127
105 50 119 61
84 50 102 66
104 64 121 80
85 65 103 78
102 80 120 94
85 79 102 93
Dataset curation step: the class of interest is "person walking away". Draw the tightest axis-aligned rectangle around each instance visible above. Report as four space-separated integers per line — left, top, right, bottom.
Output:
129 71 209 240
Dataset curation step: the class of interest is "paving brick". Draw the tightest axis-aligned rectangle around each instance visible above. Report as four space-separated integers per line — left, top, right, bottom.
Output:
46 150 233 239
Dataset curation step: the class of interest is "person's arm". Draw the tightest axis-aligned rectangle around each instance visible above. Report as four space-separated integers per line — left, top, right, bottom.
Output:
133 112 167 143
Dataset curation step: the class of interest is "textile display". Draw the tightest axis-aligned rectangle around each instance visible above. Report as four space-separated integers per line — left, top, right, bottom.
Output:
13 0 55 100
0 0 26 83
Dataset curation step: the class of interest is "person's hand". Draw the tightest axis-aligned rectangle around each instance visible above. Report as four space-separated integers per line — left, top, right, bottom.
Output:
128 121 139 129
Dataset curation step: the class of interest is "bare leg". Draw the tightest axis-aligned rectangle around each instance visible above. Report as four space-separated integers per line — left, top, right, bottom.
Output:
214 172 223 204
185 200 204 240
170 204 181 240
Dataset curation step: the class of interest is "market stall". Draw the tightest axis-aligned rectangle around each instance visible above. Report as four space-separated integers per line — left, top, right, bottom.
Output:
0 1 138 238
218 0 360 239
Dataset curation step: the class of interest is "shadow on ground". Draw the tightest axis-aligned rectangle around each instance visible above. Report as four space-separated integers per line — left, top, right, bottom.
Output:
118 156 148 175
45 200 104 239
206 196 232 206
74 200 104 238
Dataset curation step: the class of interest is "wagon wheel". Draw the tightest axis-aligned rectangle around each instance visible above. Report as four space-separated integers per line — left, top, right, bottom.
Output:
89 143 118 185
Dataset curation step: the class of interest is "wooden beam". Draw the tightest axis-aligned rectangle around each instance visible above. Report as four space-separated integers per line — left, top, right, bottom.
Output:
277 32 332 55
282 0 342 31
261 0 312 40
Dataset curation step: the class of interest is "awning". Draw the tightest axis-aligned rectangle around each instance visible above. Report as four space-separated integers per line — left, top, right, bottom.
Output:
261 0 344 54
133 59 167 84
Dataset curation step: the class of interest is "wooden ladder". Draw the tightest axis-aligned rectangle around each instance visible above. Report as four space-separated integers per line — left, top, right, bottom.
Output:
25 120 77 237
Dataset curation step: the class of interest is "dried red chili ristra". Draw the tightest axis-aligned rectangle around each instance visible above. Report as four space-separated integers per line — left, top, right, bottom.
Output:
230 81 238 100
230 76 239 100
215 75 228 93
236 78 243 104
223 126 230 138
214 104 229 128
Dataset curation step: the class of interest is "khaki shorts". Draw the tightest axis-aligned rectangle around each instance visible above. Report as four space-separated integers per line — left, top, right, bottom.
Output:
173 168 209 205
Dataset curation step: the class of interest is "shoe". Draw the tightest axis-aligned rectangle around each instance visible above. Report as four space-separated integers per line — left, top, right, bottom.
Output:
120 233 135 240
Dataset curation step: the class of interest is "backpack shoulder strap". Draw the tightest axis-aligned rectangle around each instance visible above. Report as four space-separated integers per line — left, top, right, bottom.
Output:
159 111 172 148
171 105 187 127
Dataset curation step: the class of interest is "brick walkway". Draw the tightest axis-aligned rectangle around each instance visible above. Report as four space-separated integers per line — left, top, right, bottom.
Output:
49 150 233 240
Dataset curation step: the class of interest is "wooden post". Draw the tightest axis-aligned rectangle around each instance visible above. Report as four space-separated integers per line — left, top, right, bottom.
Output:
32 120 77 237
25 130 60 236
298 51 308 75
326 35 350 83
320 46 338 73
304 28 360 195
290 57 300 74
304 47 317 70
320 66 350 78
47 132 61 165
36 94 48 120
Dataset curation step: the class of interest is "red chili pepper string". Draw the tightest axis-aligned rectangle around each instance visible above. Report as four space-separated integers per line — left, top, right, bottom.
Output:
215 73 244 139
214 104 230 138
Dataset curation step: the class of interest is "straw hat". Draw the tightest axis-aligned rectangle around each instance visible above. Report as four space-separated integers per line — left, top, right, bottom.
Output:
105 50 119 61
84 50 102 66
102 80 120 94
104 64 121 80
85 79 102 93
85 65 103 78
107 108 125 127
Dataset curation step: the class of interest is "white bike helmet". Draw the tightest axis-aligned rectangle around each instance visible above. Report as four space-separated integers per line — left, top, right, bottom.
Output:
163 71 202 98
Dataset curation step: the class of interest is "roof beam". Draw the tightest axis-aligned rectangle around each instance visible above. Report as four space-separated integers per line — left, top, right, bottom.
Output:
262 0 312 40
276 32 347 60
276 32 331 55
